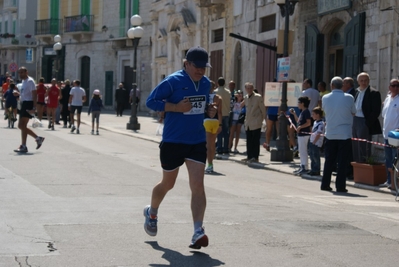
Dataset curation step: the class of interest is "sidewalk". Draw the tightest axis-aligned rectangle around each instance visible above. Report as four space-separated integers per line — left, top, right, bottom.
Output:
79 107 395 196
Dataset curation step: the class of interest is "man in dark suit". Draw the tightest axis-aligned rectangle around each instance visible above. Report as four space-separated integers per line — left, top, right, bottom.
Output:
352 72 382 163
343 77 356 97
115 82 127 117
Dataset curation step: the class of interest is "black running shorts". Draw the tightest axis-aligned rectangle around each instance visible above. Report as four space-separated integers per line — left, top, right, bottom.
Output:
159 142 206 171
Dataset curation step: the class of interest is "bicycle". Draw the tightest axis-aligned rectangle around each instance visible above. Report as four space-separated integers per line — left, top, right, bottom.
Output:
5 106 17 128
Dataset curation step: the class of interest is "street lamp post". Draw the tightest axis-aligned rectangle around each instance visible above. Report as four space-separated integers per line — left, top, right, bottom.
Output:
270 0 298 162
126 15 144 131
53 35 62 81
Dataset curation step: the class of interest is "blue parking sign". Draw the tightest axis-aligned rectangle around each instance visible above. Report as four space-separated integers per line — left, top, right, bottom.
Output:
26 48 33 63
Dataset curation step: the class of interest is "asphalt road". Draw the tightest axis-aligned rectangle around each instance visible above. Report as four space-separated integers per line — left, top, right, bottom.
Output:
0 119 398 267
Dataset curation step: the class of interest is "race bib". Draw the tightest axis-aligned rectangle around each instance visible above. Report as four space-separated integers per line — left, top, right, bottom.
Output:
184 95 206 115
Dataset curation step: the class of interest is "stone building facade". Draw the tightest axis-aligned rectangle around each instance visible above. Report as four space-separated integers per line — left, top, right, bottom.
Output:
149 0 290 96
0 0 38 79
34 0 152 109
293 0 399 100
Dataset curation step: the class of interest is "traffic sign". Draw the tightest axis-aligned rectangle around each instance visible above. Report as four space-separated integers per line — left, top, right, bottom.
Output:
264 82 303 107
277 57 290 82
8 62 18 72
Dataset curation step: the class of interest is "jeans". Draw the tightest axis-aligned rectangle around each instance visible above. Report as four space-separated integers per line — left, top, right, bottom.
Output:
322 138 351 190
246 128 261 160
309 142 320 172
217 116 230 153
384 139 397 184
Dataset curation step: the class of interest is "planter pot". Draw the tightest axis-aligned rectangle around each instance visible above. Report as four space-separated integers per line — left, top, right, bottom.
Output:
351 162 386 186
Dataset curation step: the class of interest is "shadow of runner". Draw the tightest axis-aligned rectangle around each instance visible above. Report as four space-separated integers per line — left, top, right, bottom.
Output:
146 241 225 267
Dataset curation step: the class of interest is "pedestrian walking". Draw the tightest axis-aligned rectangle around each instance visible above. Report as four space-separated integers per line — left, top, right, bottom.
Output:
145 46 211 249
68 80 86 134
88 89 103 135
61 80 71 128
46 78 61 130
115 82 127 116
321 76 356 192
214 77 231 155
204 80 222 173
36 77 46 121
14 67 45 153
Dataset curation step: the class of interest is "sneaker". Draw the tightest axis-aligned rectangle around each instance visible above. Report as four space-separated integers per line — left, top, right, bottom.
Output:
63 125 67 128
293 165 304 174
76 129 80 134
379 181 390 187
96 131 99 135
248 158 259 163
298 168 309 175
36 137 45 150
51 126 54 131
205 165 213 173
234 149 239 154
189 227 208 249
68 124 72 128
71 125 76 133
14 145 28 153
143 205 157 236
91 130 94 135
48 123 52 129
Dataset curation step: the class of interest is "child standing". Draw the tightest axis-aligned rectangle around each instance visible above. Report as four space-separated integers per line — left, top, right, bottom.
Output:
290 96 312 175
88 89 103 135
308 107 325 176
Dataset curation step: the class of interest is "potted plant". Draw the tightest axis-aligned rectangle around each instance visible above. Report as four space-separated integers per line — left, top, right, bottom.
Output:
351 155 386 186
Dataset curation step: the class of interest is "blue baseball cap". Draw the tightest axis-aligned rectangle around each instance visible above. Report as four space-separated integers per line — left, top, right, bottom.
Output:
186 46 212 68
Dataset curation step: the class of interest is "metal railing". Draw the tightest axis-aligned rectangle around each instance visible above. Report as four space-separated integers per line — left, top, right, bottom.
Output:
64 15 94 33
35 19 63 35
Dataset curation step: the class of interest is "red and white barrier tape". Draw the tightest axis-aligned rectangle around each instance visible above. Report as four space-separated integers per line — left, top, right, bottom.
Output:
286 115 392 148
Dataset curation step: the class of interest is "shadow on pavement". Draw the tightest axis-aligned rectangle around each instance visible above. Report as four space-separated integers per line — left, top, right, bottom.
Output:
204 171 225 176
146 241 225 267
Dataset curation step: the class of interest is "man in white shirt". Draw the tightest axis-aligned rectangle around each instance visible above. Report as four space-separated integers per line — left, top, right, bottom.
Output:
301 78 320 111
14 67 45 153
68 79 86 134
381 79 399 188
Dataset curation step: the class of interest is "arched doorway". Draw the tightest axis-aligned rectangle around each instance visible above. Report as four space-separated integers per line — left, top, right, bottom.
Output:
234 42 242 90
80 56 90 106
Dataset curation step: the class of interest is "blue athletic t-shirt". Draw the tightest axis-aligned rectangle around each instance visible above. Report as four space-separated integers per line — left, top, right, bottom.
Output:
146 69 210 144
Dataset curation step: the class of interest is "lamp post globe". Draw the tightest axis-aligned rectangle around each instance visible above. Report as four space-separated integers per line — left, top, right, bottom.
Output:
130 15 142 27
132 26 144 39
53 42 62 51
54 34 61 43
127 27 135 39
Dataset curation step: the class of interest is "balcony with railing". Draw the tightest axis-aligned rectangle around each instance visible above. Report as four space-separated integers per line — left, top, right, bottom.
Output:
35 19 63 36
4 0 18 12
0 33 36 47
64 15 94 33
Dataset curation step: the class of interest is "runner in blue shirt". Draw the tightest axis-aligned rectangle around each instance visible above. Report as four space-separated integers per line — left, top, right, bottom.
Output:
145 46 211 249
